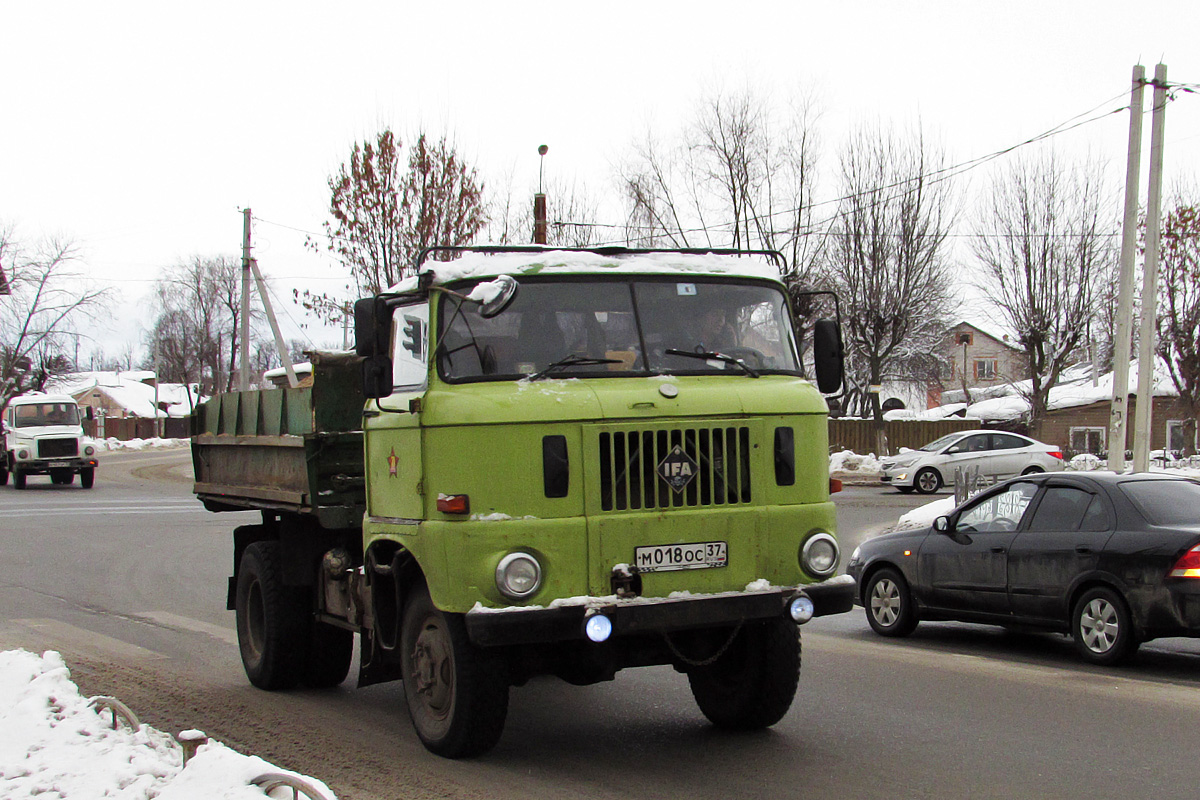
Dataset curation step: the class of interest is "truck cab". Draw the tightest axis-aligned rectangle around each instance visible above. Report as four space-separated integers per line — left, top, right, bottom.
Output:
2 394 99 489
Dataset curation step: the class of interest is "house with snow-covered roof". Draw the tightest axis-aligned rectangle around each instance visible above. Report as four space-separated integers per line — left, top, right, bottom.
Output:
47 371 203 440
953 359 1194 457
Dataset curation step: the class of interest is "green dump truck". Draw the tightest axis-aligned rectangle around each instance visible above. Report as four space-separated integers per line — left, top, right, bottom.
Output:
193 246 853 758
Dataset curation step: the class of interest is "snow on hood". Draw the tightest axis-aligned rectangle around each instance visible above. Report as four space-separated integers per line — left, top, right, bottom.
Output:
385 249 782 293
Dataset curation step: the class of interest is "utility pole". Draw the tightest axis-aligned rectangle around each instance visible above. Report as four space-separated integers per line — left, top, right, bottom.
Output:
239 208 252 391
1132 63 1169 473
1108 65 1146 472
533 144 548 245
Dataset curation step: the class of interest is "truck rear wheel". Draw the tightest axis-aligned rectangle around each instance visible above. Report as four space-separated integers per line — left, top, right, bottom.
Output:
687 618 800 730
400 584 509 758
235 540 352 690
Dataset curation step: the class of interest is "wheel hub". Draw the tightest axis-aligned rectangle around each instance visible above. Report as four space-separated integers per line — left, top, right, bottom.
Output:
411 621 453 716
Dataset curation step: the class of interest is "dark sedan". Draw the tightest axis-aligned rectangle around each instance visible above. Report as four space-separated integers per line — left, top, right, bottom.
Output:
846 472 1200 665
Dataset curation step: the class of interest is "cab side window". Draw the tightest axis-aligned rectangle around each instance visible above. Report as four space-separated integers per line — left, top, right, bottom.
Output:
392 302 430 388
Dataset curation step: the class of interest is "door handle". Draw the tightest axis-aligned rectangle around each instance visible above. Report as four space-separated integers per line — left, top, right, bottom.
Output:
1075 545 1093 554
991 547 1006 554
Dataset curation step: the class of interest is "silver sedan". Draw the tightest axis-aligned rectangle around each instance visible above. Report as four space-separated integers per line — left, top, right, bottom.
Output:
879 430 1064 494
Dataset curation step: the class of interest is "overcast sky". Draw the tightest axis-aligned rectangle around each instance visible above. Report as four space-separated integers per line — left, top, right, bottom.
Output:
3 1 1199 359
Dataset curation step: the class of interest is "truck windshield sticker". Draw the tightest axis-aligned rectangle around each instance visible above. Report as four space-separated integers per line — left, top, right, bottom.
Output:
676 283 697 296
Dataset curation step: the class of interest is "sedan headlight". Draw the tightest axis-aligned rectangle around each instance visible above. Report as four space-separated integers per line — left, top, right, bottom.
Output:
801 533 840 578
495 552 542 600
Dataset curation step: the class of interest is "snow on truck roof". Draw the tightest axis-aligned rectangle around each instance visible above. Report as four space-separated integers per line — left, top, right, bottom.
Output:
8 393 78 406
385 249 783 294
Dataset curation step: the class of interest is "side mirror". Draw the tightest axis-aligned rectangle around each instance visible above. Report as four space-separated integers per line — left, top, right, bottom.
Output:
475 275 519 319
361 354 393 399
946 445 962 455
354 297 390 358
812 318 844 394
933 516 952 533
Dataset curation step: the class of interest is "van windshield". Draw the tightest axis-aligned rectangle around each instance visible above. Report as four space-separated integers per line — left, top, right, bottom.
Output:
437 277 801 381
12 402 80 427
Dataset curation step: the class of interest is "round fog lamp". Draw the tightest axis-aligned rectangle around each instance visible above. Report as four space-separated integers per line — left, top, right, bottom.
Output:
584 613 613 642
801 533 839 578
789 595 815 623
495 552 542 600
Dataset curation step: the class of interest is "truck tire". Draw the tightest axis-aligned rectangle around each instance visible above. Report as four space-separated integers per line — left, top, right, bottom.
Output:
80 468 95 489
13 469 26 490
235 540 352 691
0 460 8 486
400 584 509 758
237 541 305 689
687 618 800 730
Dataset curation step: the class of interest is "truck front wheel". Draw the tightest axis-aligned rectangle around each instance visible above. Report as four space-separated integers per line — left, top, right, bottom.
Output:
80 468 94 489
235 540 352 690
13 469 26 490
686 618 801 730
400 584 509 758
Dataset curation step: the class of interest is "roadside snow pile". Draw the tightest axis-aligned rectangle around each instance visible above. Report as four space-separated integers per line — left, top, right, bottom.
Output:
0 649 335 800
829 450 882 474
1070 453 1103 471
93 437 189 452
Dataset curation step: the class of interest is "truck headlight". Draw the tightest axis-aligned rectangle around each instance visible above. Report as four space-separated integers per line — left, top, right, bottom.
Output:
17 449 29 460
84 444 95 456
495 552 542 600
801 533 839 578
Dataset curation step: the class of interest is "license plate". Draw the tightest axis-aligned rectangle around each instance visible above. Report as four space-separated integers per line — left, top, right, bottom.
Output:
47 461 70 468
634 541 727 573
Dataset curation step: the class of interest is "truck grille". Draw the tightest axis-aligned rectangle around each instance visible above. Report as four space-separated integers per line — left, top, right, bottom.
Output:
38 438 78 458
599 426 751 511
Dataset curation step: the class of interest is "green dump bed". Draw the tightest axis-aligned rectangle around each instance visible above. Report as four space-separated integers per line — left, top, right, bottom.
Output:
191 351 366 529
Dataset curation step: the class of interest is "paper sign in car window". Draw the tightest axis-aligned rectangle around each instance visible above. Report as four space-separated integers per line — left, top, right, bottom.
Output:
677 283 697 296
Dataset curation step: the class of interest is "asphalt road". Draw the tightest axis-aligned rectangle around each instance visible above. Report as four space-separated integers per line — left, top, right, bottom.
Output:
2 451 1199 799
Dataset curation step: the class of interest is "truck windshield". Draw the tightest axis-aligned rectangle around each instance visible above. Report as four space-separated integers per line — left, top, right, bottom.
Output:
438 277 801 381
12 402 80 427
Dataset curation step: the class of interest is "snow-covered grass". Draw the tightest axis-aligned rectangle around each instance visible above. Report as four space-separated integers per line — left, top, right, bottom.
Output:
0 649 335 800
92 437 190 452
828 450 882 474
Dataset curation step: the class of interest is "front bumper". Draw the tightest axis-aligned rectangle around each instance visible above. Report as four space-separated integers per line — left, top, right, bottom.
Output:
13 457 97 475
465 574 856 647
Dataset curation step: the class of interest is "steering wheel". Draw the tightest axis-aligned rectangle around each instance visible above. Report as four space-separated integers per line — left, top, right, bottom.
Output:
723 346 767 368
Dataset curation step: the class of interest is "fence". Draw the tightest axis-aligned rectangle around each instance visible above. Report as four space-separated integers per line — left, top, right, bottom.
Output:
83 417 190 441
827 418 978 457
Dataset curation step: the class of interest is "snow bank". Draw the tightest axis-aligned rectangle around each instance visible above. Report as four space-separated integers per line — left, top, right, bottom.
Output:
94 437 189 452
829 450 882 474
0 649 335 800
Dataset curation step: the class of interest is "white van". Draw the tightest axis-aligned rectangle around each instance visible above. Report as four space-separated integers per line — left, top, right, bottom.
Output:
1 394 99 489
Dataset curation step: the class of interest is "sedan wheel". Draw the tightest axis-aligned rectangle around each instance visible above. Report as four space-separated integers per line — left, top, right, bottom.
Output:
864 567 918 637
914 468 941 494
1072 587 1138 665
1021 466 1045 476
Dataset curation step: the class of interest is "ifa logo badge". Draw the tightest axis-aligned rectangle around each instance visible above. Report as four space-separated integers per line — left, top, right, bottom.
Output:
657 445 699 493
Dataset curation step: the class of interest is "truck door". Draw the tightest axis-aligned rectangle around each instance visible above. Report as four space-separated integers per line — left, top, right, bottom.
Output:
364 301 429 522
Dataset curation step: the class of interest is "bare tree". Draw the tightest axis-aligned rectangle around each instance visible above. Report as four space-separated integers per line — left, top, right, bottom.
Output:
145 255 254 394
619 86 825 284
302 129 488 322
1 225 109 407
826 124 957 431
972 152 1117 439
1156 197 1200 455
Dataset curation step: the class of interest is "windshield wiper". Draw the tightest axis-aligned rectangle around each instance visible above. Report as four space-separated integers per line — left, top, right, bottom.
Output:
664 348 760 378
529 354 623 381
